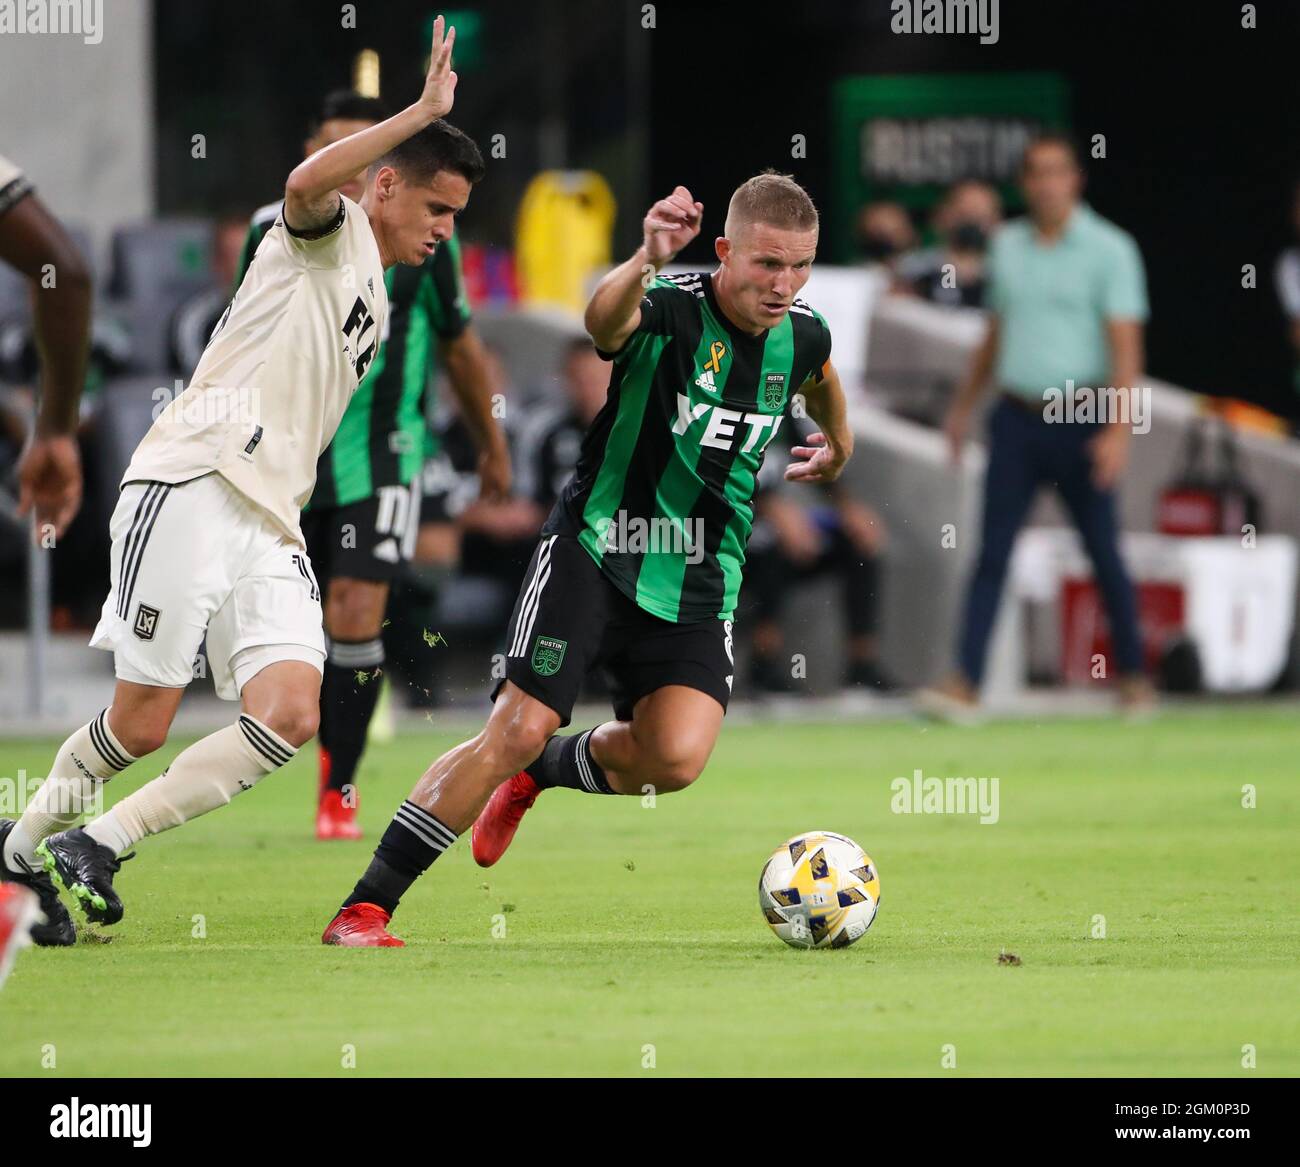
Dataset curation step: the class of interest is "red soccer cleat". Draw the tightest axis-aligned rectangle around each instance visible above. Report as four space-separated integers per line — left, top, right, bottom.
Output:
0 883 42 989
321 903 404 947
317 787 363 841
471 771 542 868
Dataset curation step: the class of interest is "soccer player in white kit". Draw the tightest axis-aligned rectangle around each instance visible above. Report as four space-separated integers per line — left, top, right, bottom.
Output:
0 17 478 933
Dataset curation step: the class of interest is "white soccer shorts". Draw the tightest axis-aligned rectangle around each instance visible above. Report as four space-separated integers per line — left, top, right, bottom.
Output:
90 473 326 699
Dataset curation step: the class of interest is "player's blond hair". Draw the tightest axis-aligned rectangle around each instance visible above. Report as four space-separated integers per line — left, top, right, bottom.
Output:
724 171 819 239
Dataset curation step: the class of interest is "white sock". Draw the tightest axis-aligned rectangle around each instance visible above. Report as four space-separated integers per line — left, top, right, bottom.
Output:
4 709 136 873
83 715 297 854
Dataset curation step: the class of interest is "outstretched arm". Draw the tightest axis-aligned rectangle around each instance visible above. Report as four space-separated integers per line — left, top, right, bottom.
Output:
441 327 511 501
0 191 92 538
283 15 459 233
584 185 703 353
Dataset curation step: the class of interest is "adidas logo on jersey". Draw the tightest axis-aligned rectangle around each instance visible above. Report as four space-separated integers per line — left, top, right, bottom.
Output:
694 368 720 395
372 538 400 564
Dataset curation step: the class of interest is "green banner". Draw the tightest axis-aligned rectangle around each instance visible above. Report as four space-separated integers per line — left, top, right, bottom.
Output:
831 72 1069 261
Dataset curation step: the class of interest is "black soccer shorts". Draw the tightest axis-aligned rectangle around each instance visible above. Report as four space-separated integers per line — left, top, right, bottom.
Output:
490 534 735 727
302 480 422 586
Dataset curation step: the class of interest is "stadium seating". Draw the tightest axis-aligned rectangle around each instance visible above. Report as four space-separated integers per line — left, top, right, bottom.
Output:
106 218 214 373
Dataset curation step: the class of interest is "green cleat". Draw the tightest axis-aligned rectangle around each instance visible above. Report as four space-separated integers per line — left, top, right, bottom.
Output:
37 828 132 927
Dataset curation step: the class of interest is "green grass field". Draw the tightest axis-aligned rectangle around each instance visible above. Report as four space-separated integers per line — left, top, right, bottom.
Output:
2 705 1297 1077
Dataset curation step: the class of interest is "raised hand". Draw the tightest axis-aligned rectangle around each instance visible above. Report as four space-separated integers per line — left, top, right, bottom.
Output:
419 15 458 118
643 186 703 265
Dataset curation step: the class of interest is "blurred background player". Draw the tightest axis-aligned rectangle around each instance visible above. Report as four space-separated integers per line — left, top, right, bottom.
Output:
855 199 918 291
233 90 509 840
1273 177 1300 411
1 151 91 545
0 884 41 989
512 338 609 515
921 133 1151 719
902 179 1003 308
742 414 893 695
0 149 92 946
170 211 248 377
458 336 611 593
388 339 605 707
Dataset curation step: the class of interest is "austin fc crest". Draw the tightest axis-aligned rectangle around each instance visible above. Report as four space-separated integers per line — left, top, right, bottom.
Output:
530 635 567 677
133 602 160 641
763 372 786 410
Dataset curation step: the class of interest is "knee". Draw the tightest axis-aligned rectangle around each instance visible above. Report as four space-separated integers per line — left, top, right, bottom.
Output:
481 698 557 776
641 741 710 793
650 758 705 793
105 689 180 758
272 705 319 749
115 721 169 759
326 578 386 641
494 721 552 776
250 701 319 750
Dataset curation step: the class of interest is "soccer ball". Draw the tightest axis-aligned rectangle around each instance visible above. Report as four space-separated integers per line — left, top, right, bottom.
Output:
758 831 880 949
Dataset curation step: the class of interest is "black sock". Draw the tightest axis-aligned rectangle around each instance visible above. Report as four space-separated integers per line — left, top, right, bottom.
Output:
342 800 458 915
321 638 385 793
526 729 616 794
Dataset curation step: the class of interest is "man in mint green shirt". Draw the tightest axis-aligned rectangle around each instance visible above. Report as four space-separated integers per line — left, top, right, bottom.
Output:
924 133 1152 716
987 202 1148 399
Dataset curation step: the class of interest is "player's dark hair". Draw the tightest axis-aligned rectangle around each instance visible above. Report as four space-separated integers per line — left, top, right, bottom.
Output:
310 90 391 135
726 169 819 236
1020 130 1084 174
373 120 486 186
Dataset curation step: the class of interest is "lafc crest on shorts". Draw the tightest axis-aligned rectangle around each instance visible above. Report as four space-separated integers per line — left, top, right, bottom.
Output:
133 603 161 641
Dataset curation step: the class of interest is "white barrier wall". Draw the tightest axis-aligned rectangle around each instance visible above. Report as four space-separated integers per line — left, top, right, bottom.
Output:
859 294 1300 690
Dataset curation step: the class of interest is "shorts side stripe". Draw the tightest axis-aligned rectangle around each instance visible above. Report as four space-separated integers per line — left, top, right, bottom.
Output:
508 537 550 657
509 536 556 657
292 553 320 601
119 484 171 619
115 483 162 618
515 554 553 661
400 475 422 562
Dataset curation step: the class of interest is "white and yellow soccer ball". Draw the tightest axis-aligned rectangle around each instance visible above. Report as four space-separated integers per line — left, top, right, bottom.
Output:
759 831 880 949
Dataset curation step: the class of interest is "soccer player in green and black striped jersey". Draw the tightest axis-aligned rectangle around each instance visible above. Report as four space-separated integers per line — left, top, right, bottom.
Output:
237 91 509 842
324 172 854 947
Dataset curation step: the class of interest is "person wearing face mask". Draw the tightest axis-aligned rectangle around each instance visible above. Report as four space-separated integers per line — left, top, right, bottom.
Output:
855 200 919 289
906 180 1003 309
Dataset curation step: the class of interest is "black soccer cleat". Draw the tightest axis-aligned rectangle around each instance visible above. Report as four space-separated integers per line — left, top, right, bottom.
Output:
37 827 131 927
0 820 76 946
